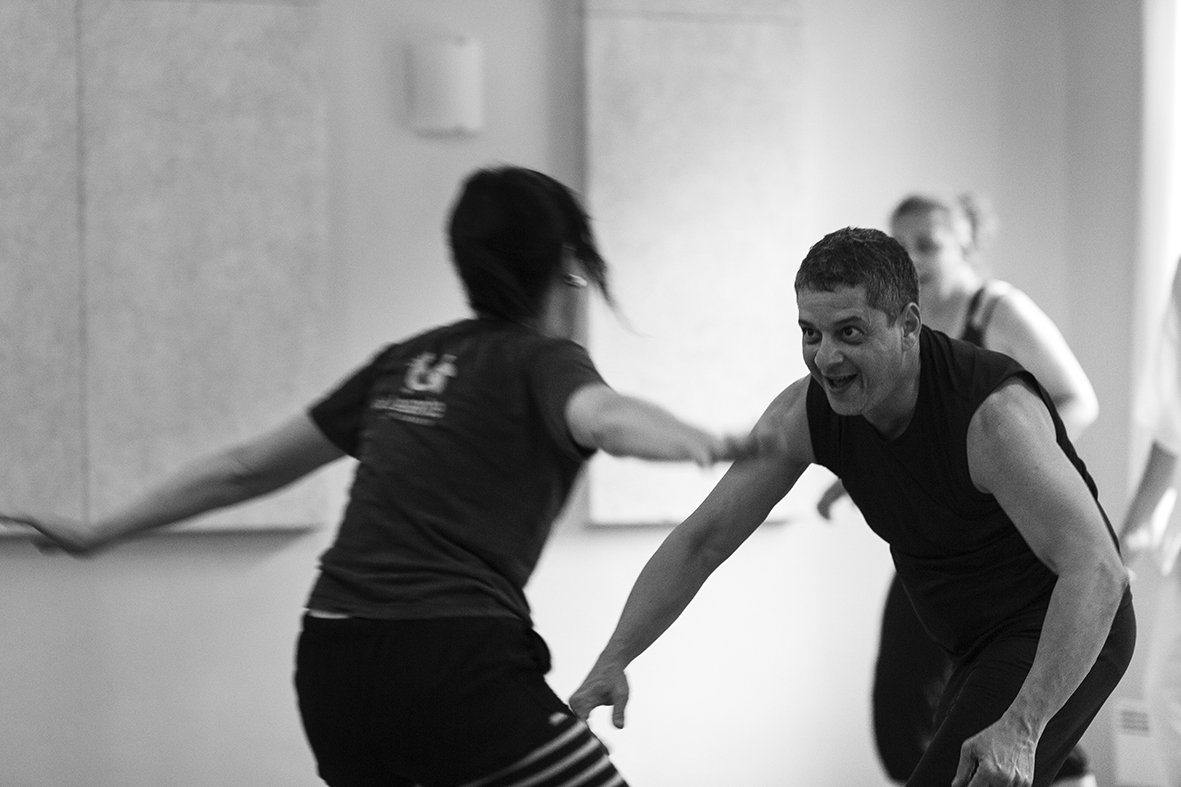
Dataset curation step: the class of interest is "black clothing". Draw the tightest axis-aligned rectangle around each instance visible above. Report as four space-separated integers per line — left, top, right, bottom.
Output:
809 327 1133 786
958 284 1002 348
872 574 950 780
297 318 625 786
809 328 1103 659
296 615 624 787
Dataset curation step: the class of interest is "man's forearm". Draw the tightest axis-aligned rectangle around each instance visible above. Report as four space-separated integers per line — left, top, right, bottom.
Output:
1003 565 1127 733
596 524 719 668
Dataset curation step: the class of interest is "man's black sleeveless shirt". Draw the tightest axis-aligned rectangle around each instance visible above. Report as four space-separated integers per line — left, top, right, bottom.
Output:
806 326 1111 660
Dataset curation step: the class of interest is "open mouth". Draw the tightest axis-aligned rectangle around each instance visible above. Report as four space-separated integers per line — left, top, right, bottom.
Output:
825 372 856 393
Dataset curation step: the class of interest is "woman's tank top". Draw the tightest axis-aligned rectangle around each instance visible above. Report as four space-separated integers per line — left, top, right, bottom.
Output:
959 283 1003 347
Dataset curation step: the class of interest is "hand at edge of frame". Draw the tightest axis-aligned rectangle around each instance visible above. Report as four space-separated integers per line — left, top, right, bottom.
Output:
0 512 98 556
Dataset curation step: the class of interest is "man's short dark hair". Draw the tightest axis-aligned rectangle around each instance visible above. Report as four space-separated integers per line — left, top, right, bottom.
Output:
447 166 610 323
794 227 919 322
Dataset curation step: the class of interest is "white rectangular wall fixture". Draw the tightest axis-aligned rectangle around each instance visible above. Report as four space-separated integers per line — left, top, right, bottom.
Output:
408 35 483 135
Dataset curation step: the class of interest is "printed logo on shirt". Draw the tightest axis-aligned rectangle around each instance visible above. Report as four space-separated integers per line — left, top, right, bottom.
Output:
372 353 458 426
402 353 457 395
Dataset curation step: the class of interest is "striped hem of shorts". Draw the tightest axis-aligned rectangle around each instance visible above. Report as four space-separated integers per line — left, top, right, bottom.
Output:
455 714 627 787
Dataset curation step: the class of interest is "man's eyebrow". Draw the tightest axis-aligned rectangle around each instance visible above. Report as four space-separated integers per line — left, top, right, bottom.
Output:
798 314 867 327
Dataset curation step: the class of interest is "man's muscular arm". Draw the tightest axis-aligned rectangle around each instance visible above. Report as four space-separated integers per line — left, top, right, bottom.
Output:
953 379 1128 787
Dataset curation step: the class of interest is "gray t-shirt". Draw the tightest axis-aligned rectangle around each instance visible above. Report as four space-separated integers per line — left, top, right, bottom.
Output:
307 317 603 624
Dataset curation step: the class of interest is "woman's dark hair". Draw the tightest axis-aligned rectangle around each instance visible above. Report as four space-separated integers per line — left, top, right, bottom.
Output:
447 166 610 323
794 227 919 323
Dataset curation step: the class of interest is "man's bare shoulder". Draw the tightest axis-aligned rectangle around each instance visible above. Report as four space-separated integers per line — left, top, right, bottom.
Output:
970 377 1050 443
752 376 815 464
967 376 1056 494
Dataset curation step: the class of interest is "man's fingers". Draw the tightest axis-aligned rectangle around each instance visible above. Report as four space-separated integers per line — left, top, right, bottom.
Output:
951 747 978 787
569 689 594 721
570 683 612 721
570 673 629 728
611 682 629 729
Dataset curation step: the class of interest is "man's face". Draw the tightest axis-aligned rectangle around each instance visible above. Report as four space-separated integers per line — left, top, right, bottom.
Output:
797 283 917 429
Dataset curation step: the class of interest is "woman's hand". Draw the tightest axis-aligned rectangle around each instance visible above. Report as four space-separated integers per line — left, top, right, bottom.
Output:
1 513 100 555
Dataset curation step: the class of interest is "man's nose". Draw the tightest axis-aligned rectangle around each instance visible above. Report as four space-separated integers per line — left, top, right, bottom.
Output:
815 336 843 367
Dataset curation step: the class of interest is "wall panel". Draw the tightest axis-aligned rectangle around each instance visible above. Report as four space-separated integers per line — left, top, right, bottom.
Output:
585 0 811 525
80 0 331 530
0 0 86 522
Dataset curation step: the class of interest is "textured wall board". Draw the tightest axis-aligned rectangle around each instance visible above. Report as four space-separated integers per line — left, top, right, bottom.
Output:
79 0 331 530
585 0 808 524
0 0 87 521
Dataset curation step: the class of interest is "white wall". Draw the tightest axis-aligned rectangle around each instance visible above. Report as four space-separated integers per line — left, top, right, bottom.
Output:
0 2 1144 786
1061 5 1145 784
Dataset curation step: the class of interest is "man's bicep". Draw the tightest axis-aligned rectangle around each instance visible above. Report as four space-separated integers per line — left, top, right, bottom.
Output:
751 376 817 464
680 450 808 565
679 379 815 561
968 382 1113 573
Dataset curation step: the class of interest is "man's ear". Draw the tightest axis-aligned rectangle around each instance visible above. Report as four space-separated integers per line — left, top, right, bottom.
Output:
900 302 922 344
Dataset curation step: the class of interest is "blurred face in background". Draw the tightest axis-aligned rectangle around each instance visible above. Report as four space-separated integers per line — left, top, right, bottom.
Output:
890 207 971 311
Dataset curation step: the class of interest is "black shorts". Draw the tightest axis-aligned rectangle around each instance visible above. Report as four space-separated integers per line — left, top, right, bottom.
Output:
294 614 626 787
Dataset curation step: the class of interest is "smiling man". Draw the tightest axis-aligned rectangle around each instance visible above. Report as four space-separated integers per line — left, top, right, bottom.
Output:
570 227 1136 787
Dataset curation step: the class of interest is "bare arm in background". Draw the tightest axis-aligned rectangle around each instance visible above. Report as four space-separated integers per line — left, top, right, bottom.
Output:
983 286 1098 441
1118 441 1179 558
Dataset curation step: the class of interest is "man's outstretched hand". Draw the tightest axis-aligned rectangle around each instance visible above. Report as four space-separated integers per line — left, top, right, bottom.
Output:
570 659 630 730
816 478 847 520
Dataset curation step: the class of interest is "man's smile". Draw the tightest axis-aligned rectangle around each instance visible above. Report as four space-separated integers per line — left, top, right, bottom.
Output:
822 370 857 393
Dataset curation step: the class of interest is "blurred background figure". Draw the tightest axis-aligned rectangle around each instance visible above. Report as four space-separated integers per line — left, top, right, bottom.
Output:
817 192 1100 787
1119 261 1181 787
